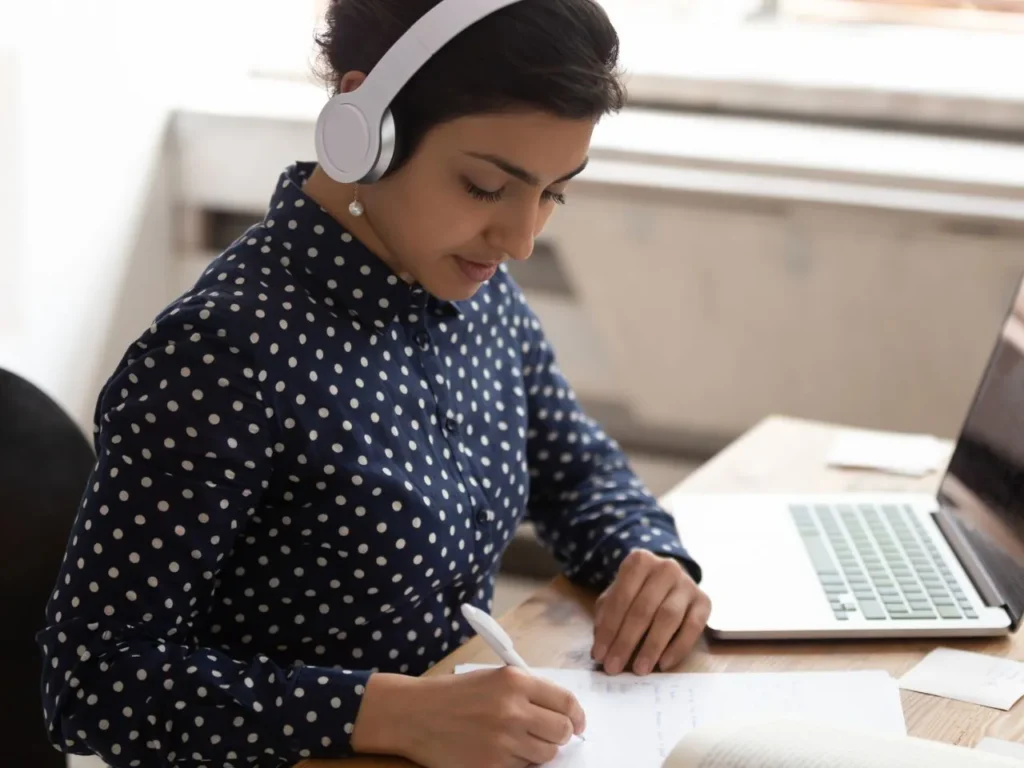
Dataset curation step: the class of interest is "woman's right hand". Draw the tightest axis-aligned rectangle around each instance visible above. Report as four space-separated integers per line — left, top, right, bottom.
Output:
352 667 586 767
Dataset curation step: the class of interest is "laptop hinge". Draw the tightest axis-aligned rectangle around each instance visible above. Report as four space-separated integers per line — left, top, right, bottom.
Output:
933 507 1007 611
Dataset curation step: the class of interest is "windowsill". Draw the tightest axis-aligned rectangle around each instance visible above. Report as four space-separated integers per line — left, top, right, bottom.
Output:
174 74 1024 212
247 17 1024 135
612 19 1023 134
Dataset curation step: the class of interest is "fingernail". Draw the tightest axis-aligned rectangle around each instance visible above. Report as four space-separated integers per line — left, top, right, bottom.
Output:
592 643 607 660
605 656 620 674
635 658 651 676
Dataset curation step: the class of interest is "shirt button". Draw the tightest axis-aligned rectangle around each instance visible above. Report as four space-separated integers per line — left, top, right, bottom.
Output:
475 509 490 525
444 417 458 434
415 330 430 349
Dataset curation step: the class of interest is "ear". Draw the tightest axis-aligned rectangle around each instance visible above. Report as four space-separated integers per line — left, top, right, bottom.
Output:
337 71 368 94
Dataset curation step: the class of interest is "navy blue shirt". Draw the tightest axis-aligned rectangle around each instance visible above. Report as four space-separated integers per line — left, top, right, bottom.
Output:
38 162 699 767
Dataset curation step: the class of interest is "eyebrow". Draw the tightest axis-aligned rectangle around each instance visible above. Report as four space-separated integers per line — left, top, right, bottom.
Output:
464 152 589 186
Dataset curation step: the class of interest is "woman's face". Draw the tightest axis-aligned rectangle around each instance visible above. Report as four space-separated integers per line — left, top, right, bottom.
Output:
356 109 595 301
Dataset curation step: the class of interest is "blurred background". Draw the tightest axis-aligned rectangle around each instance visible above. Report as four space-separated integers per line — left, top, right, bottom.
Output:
1 0 1023 734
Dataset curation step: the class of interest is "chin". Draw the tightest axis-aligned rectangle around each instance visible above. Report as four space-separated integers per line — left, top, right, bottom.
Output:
422 264 493 302
430 280 484 302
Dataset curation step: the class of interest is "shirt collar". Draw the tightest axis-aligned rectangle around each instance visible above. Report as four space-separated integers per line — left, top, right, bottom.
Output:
262 162 462 333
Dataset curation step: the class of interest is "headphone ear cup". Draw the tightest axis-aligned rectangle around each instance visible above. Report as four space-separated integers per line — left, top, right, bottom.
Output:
315 94 381 184
365 108 398 183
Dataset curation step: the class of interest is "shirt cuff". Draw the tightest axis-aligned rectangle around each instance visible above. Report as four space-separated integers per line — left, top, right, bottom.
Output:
576 523 702 591
274 665 373 763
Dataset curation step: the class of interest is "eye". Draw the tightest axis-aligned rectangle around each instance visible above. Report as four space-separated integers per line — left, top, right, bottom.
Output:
465 181 503 203
465 179 567 206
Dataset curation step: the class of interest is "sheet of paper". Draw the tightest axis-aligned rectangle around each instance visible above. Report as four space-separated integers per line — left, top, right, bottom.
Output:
977 738 1024 760
455 665 906 768
826 428 946 476
898 648 1024 710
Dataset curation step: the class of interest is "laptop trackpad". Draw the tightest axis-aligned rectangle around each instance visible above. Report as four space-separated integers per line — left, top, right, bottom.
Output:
673 497 835 632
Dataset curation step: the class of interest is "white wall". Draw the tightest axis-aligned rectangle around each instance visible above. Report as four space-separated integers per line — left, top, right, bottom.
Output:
0 49 21 347
0 3 24 366
0 1 265 430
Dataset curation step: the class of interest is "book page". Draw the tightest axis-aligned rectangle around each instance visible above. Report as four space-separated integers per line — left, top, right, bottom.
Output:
454 666 906 768
667 719 1022 768
976 738 1024 760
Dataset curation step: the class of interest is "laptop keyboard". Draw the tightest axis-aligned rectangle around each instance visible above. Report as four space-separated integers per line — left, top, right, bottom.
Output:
790 503 979 621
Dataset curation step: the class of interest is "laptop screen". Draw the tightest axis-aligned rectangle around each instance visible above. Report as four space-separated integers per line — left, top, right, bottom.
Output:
938 276 1024 627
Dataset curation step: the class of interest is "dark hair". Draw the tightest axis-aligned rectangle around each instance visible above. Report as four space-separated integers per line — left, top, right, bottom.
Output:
313 0 626 174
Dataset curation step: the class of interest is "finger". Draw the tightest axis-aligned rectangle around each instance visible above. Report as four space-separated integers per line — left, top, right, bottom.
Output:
603 560 679 675
659 594 712 670
513 734 561 766
525 704 575 746
593 549 654 631
492 744 530 768
592 551 652 662
632 586 691 675
593 590 608 628
527 679 586 736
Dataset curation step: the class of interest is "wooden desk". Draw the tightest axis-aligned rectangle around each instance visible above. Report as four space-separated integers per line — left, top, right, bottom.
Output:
304 415 1023 767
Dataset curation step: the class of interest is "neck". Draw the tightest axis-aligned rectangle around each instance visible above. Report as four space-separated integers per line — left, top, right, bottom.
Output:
302 165 402 275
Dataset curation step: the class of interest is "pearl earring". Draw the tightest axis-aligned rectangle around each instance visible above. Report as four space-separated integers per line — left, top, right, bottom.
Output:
348 187 365 218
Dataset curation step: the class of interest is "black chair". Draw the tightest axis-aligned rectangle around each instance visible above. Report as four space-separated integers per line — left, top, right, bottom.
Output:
0 368 95 767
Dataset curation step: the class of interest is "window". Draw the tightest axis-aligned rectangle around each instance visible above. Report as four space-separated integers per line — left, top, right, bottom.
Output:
780 0 1024 30
247 0 783 82
240 0 1021 134
247 0 1021 88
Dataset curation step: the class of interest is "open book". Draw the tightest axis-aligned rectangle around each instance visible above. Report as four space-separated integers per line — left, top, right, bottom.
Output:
666 719 1021 768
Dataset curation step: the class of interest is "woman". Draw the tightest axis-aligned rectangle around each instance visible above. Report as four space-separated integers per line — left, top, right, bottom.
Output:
38 1 710 766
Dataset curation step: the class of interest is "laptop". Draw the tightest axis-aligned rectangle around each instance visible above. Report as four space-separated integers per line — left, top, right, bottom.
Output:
666 276 1024 640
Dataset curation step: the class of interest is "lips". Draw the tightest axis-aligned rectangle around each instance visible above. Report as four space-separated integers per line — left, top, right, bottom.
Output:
453 255 500 283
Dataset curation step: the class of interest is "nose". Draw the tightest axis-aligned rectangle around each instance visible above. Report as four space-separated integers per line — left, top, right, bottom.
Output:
486 203 538 263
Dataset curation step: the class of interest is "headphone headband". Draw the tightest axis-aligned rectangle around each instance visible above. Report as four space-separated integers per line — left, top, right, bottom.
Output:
315 0 526 185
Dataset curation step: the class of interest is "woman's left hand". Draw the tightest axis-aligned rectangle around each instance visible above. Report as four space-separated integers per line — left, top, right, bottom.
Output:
591 549 711 676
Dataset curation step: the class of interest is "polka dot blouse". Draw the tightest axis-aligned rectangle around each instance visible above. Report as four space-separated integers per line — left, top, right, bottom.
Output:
38 162 700 767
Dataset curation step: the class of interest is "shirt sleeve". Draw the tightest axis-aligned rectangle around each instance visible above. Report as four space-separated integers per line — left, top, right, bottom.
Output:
37 310 371 767
519 303 702 592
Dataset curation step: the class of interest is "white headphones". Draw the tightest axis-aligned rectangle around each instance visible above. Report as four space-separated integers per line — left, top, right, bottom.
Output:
315 0 526 185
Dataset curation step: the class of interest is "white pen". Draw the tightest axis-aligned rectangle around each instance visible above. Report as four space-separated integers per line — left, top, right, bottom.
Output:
460 603 586 742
